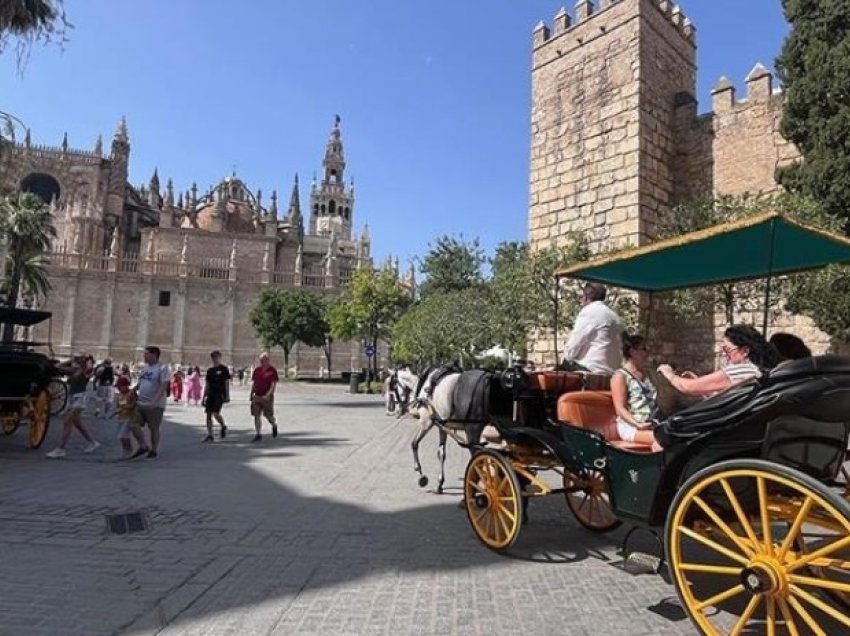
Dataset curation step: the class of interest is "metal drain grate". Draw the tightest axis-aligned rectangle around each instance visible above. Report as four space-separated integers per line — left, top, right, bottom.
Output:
105 512 149 535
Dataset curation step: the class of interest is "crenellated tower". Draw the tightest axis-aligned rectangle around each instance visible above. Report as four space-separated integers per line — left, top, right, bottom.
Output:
309 116 355 240
529 0 696 253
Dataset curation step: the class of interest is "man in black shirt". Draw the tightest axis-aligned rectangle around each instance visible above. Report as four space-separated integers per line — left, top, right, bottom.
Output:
202 350 231 442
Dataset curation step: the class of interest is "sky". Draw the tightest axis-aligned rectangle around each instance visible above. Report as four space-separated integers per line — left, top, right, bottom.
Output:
1 1 790 271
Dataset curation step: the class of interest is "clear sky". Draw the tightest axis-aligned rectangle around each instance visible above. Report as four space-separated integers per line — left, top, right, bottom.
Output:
1 1 789 269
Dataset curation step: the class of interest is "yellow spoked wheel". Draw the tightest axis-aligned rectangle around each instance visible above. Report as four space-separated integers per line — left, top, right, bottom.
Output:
28 389 50 449
666 459 850 635
464 450 523 552
564 469 621 532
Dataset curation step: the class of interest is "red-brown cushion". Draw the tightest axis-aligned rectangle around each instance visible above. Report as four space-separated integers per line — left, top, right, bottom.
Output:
557 391 619 441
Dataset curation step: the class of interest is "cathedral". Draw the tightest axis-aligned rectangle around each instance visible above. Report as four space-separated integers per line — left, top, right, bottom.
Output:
0 116 402 372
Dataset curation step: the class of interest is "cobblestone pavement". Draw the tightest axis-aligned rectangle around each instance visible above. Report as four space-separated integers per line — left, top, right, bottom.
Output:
0 383 692 635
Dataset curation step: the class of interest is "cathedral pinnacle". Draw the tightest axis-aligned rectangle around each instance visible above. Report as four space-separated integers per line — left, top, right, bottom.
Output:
61 132 68 152
165 178 175 207
149 168 160 194
269 190 278 220
114 116 129 144
288 173 301 220
94 134 103 156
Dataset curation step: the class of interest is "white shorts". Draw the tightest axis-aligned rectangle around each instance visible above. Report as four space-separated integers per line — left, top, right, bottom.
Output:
69 394 87 411
616 418 639 443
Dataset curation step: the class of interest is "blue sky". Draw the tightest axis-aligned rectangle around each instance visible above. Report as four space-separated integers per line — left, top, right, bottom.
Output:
1 1 789 270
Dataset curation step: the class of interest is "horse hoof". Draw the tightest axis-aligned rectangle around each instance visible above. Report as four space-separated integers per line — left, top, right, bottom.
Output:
418 475 429 488
436 487 444 495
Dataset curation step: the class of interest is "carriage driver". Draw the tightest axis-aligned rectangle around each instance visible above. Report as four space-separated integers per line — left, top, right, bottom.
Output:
561 282 623 375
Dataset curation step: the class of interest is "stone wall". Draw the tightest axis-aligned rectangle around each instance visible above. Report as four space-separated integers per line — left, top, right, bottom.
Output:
31 265 378 374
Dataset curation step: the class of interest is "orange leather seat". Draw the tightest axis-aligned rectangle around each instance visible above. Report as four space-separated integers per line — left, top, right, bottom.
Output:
557 390 652 452
528 372 584 395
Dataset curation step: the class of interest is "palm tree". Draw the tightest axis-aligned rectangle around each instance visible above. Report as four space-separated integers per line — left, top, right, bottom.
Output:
0 1 69 63
0 191 56 340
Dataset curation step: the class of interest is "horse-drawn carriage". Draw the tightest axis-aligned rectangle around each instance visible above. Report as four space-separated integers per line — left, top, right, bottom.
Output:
456 213 850 634
0 307 67 448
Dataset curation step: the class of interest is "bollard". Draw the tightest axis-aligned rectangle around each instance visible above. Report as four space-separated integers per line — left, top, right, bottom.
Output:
349 372 360 394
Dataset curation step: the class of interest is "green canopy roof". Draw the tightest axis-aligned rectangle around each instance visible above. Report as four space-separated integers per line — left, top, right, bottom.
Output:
556 212 850 291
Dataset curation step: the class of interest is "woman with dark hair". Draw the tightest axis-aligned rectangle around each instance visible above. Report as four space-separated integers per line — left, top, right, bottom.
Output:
769 332 812 361
611 334 660 449
657 324 777 397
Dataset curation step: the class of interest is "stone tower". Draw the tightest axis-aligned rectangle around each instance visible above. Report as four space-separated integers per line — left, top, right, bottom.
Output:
309 116 355 240
529 0 696 253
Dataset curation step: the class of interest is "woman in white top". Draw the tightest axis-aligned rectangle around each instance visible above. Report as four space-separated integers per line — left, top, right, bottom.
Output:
657 324 778 397
612 334 660 449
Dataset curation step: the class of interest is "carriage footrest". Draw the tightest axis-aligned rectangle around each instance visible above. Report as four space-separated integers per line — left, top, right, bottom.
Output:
622 551 662 575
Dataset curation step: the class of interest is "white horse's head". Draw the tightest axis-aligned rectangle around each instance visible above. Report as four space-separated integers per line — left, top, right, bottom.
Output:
388 366 419 416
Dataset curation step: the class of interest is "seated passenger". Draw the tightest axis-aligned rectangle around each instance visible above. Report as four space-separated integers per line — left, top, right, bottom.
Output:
769 332 812 362
611 334 661 450
657 324 778 397
561 282 623 375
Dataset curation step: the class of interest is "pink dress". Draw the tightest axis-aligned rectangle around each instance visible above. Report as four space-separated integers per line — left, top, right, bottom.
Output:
186 371 202 403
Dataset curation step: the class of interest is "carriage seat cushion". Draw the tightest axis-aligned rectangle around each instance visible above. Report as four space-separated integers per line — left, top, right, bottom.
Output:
557 390 651 451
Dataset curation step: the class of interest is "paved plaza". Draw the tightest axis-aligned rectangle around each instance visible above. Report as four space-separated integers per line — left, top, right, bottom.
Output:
0 383 691 635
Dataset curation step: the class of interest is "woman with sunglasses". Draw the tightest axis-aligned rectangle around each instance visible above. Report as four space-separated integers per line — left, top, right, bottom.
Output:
657 324 778 397
611 334 661 449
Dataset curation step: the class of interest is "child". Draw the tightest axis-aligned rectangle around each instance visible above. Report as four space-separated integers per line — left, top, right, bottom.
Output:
114 375 150 459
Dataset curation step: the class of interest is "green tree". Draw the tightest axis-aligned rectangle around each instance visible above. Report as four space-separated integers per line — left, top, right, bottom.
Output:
776 0 850 227
656 192 844 330
418 235 485 299
487 235 594 357
329 265 410 380
0 191 56 340
392 289 493 367
249 288 331 378
0 0 70 67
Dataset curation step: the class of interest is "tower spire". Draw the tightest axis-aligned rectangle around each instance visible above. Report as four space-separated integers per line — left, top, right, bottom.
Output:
288 173 301 220
114 116 129 144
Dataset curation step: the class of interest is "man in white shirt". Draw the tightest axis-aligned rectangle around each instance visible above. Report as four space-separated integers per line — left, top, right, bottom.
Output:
562 282 623 374
132 346 170 459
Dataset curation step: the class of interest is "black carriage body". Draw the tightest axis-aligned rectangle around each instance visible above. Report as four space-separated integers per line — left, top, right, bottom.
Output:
0 349 56 409
498 357 850 528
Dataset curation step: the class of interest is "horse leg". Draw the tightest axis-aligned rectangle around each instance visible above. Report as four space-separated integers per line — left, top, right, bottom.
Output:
436 428 448 494
411 414 434 487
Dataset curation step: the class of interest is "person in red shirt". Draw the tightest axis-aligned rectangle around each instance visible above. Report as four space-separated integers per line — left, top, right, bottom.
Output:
250 352 279 442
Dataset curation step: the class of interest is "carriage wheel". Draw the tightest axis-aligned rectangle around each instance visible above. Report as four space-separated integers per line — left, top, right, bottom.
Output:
666 459 850 635
28 390 50 449
47 379 68 416
564 469 621 532
464 450 523 551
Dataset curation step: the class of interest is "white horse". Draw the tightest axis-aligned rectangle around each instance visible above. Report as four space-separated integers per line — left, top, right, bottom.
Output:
388 366 469 494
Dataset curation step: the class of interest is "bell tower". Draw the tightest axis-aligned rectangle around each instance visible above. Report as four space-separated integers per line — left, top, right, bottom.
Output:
309 116 355 239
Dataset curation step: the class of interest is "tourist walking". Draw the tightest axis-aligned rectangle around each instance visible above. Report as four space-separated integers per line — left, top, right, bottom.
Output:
186 366 202 406
170 366 185 403
202 350 231 442
133 346 169 459
250 352 278 442
46 355 101 459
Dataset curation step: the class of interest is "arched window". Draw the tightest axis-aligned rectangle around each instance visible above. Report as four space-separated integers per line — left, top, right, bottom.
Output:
329 200 336 215
343 207 350 219
313 204 319 216
330 169 338 184
320 204 326 215
20 173 61 204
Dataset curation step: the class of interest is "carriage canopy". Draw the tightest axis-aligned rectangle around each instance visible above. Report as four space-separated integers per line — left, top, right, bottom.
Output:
555 211 850 291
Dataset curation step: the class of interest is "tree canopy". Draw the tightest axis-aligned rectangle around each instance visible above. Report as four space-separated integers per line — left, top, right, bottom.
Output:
0 0 70 68
329 265 410 377
418 235 485 299
391 288 492 367
776 0 850 227
249 288 329 377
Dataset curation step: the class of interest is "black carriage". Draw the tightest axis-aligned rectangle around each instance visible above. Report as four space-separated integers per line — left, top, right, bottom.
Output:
463 213 850 634
0 307 67 448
